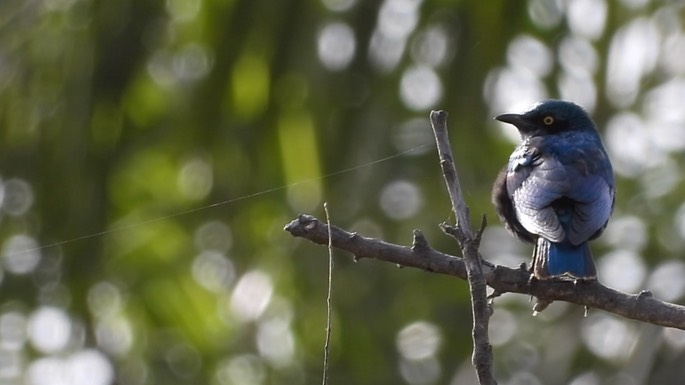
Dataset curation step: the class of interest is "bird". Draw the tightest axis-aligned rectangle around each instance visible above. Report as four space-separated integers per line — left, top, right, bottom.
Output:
491 100 615 280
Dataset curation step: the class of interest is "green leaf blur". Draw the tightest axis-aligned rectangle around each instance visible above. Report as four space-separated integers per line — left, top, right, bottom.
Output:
1 0 685 384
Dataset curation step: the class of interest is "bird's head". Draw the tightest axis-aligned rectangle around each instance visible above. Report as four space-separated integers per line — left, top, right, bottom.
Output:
495 100 596 137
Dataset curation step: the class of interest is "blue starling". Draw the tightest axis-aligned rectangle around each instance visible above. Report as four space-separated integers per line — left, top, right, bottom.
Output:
492 100 615 280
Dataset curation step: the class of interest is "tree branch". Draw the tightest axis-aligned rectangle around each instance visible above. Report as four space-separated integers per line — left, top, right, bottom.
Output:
430 110 473 238
284 215 685 330
429 110 496 385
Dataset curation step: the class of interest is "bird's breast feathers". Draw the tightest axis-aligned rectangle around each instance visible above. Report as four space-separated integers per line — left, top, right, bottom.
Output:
507 137 542 172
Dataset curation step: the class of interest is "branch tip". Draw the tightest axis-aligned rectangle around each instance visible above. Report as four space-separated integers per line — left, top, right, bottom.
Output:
284 215 319 236
487 290 503 301
430 110 448 124
411 229 429 251
533 298 553 315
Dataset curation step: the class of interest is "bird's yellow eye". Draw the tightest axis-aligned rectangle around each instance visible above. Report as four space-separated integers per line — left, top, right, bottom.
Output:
543 116 554 125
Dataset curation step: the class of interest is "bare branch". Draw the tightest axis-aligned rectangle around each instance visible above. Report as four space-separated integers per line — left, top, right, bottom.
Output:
284 215 685 330
429 110 472 237
430 110 496 385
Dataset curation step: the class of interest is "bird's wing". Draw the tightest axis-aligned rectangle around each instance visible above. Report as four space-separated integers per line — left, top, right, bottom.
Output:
563 151 615 244
508 149 569 243
492 167 536 243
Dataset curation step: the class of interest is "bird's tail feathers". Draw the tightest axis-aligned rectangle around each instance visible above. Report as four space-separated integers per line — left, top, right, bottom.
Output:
533 238 597 280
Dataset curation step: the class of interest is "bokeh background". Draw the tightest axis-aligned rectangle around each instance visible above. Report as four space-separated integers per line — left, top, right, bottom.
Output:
2 0 685 384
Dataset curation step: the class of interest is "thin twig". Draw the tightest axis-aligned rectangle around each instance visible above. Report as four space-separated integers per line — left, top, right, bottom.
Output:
429 110 497 385
322 202 333 385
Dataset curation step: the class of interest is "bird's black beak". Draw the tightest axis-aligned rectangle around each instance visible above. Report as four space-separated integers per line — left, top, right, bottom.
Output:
495 113 535 134
495 113 525 126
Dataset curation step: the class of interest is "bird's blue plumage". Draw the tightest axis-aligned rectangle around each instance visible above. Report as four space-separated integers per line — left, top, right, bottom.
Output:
492 100 615 280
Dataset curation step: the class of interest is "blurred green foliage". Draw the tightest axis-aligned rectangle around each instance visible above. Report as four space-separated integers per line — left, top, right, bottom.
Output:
2 0 685 384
